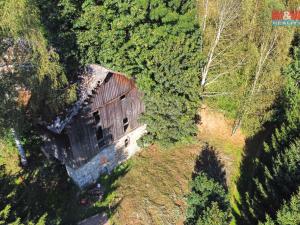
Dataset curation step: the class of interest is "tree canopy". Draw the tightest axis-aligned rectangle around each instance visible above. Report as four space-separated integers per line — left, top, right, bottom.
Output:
235 41 300 225
0 0 76 134
1 0 300 224
76 0 202 146
260 189 300 225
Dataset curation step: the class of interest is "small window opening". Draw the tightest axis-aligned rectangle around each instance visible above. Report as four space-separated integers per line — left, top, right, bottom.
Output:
93 111 100 123
120 95 126 100
123 117 129 132
96 126 103 140
104 72 113 83
125 138 129 147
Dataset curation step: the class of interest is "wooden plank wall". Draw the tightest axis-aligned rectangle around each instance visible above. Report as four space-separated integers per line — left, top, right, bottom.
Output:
66 115 98 167
66 73 145 168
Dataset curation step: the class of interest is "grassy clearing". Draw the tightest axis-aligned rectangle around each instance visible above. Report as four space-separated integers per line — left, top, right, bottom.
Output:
110 144 201 225
198 106 244 188
100 106 246 225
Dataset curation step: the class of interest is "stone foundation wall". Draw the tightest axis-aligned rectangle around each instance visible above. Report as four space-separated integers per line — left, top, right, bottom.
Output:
66 125 146 188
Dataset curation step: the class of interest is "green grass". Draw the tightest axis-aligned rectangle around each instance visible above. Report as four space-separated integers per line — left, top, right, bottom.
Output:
0 134 21 174
199 139 244 225
104 137 244 225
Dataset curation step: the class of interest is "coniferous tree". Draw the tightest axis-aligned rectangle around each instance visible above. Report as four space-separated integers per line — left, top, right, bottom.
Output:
185 172 230 225
0 0 77 133
75 0 202 146
0 165 47 225
0 205 47 225
237 43 300 225
34 0 83 78
137 35 202 145
186 147 230 225
259 189 300 225
195 202 230 225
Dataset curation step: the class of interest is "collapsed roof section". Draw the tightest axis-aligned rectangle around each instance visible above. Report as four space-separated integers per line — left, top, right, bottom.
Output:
47 64 110 134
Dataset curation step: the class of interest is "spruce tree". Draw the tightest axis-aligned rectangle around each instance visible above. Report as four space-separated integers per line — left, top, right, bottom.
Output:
185 172 230 225
259 189 300 225
237 42 300 225
76 0 202 146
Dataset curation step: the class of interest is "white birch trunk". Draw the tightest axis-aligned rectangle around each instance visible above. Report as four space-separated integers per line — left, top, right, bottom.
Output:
231 33 278 134
12 129 27 166
200 0 240 89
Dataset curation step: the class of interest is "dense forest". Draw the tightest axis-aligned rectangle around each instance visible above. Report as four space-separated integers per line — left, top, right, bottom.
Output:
0 0 300 224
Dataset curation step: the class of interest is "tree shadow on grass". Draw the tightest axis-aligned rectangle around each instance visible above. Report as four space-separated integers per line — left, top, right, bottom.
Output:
0 148 80 224
193 143 227 189
184 143 229 225
232 122 276 225
1 130 131 225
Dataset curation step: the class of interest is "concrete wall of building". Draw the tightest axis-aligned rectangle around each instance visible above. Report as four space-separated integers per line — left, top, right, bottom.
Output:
66 125 146 188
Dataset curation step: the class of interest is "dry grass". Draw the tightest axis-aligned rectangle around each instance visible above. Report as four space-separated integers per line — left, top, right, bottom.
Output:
198 105 245 187
109 105 245 225
111 144 200 225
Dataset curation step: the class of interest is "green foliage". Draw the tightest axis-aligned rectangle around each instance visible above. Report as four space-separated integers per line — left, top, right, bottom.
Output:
204 0 294 135
276 47 300 125
137 35 202 146
0 0 65 83
0 204 47 225
196 202 230 225
236 37 300 225
76 0 200 73
250 137 300 220
0 133 79 224
34 0 82 77
0 205 11 223
0 0 77 133
76 0 202 146
260 189 300 225
185 172 230 225
0 133 21 174
236 110 300 224
0 166 23 224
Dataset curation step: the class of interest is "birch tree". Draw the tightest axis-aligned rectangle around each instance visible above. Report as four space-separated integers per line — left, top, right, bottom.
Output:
230 0 294 134
200 0 294 134
232 32 279 134
199 0 242 93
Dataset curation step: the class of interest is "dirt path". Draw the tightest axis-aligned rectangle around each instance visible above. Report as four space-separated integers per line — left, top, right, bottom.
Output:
198 105 245 186
198 105 245 147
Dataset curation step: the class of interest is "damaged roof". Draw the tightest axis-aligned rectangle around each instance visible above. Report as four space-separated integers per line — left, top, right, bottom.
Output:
47 64 111 134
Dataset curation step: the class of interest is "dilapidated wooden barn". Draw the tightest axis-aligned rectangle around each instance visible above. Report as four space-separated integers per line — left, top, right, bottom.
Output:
41 65 146 187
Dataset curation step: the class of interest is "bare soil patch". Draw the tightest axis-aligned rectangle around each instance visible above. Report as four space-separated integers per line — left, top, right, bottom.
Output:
198 105 245 147
198 105 245 185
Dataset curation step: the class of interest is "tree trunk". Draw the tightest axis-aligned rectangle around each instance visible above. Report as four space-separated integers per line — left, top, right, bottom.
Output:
12 129 27 166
